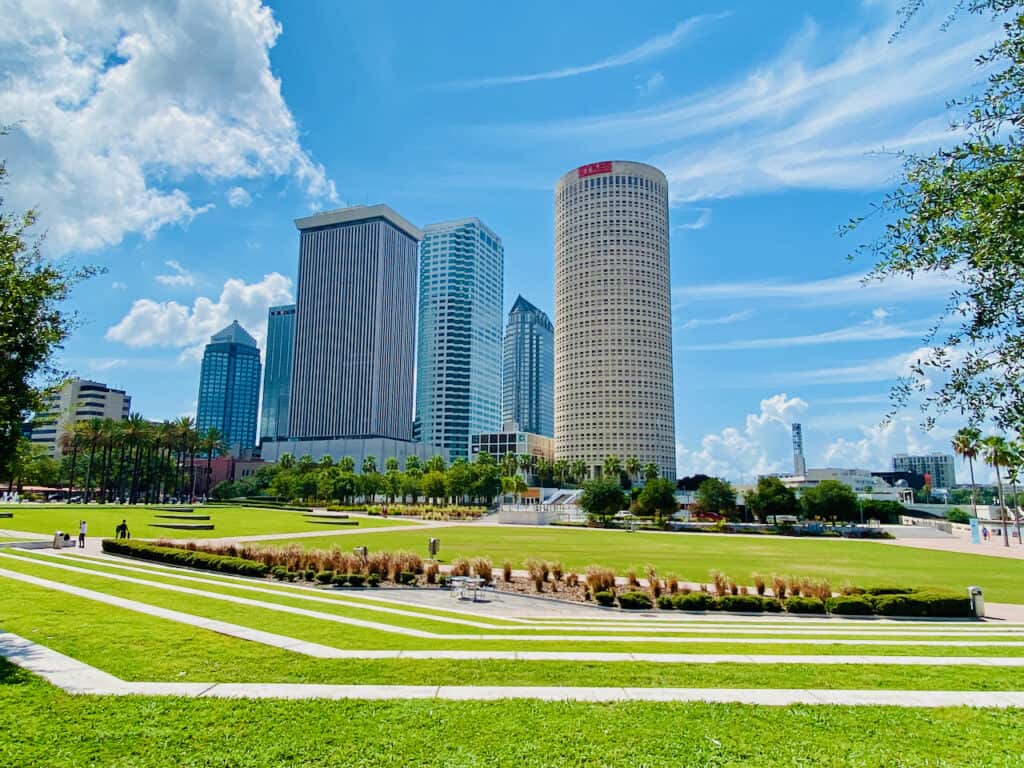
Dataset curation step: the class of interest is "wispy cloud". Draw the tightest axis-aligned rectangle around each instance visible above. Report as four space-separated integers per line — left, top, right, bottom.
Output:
681 319 925 352
676 309 752 332
674 270 954 307
440 15 726 89
155 260 196 288
764 346 938 386
485 9 996 200
673 207 712 231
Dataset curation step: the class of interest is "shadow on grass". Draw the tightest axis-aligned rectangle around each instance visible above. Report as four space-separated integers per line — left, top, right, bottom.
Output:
0 658 34 685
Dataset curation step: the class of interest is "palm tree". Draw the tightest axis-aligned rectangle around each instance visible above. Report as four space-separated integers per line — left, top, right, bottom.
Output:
1007 440 1023 546
79 418 105 503
172 416 196 500
570 459 588 485
642 462 660 481
602 455 622 483
404 455 421 474
361 455 377 475
982 435 1012 547
516 452 534 480
337 455 355 473
425 454 446 474
553 459 569 488
120 414 148 504
278 452 295 470
952 427 982 520
59 428 78 502
153 421 176 503
384 456 399 473
625 456 641 484
198 426 226 497
500 451 518 478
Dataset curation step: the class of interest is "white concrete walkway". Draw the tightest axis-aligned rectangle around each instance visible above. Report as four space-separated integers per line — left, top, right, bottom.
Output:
3 632 1023 706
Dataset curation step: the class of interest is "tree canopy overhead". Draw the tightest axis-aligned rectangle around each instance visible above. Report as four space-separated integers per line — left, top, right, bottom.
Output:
848 1 1024 431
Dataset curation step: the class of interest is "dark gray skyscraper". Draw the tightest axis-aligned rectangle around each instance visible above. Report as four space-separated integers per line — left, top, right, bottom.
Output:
288 205 421 442
196 321 261 450
259 304 295 442
502 295 554 436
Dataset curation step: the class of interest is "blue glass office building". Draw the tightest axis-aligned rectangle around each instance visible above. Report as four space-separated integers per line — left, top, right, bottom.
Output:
502 295 554 436
196 320 261 450
415 218 504 459
259 304 296 442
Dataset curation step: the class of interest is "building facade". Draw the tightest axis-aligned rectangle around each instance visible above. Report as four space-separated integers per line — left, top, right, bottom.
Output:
792 423 807 477
29 378 131 458
289 205 421 442
892 454 957 489
502 295 554 436
196 321 261 451
554 160 676 478
470 430 555 464
259 304 296 443
415 218 504 459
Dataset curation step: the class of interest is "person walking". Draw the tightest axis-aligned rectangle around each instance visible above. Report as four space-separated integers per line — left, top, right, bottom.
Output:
78 520 87 548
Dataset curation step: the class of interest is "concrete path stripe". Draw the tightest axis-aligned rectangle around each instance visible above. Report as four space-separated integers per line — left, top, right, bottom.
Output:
30 552 1024 638
3 631 1023 707
0 568 351 658
7 556 1024 648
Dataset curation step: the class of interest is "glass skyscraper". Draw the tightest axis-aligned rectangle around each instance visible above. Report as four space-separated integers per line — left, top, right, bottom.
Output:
196 320 261 451
415 218 504 459
259 304 296 443
502 295 554 436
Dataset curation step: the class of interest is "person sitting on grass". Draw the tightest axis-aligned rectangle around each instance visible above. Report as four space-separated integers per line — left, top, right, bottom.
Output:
114 520 130 540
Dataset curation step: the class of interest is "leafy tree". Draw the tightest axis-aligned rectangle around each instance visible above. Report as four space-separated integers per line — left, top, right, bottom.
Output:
800 480 859 523
361 455 377 475
359 471 382 504
677 473 712 492
0 151 99 482
635 477 677 525
337 456 355 473
744 476 800 522
580 478 627 526
695 477 737 520
946 507 971 524
421 470 446 503
425 454 446 474
859 499 906 525
404 455 421 474
446 459 473 502
848 2 1024 430
198 426 225 497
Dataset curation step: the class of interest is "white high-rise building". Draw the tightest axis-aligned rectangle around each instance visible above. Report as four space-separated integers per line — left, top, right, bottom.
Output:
554 160 676 479
29 378 131 458
792 423 807 476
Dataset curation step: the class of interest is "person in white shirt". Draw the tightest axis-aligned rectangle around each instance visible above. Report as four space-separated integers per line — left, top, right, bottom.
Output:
78 520 87 548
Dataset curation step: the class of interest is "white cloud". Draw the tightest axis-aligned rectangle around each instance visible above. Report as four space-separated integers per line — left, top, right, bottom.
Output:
676 309 752 332
639 72 665 92
441 15 726 89
226 186 253 208
154 260 196 288
872 307 891 320
681 318 925 352
676 393 807 480
673 207 712 231
111 281 126 290
105 272 293 360
498 9 996 200
0 0 337 255
766 346 940 386
674 270 955 307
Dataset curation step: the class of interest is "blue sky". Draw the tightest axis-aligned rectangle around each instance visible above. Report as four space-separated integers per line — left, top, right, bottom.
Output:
0 1 1000 481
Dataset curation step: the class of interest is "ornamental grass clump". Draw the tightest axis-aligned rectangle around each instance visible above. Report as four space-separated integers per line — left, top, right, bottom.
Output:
585 565 616 596
645 565 661 599
711 570 729 597
752 573 766 596
626 570 640 588
525 559 546 592
392 551 423 577
366 552 392 581
551 561 563 582
810 578 832 602
424 560 439 584
450 557 471 577
771 574 787 600
566 572 579 588
666 576 679 595
502 560 513 582
471 557 493 583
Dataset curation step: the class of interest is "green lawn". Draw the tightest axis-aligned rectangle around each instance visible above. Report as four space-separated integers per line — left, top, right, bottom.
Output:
0 503 419 540
2 578 1024 692
2 670 1023 767
276 526 1024 604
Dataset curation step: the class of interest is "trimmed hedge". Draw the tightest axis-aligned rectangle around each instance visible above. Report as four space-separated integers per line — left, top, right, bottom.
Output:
617 591 653 610
785 597 826 614
101 538 266 577
863 586 915 596
396 571 417 585
716 594 765 613
672 592 715 611
826 595 875 615
593 590 616 607
873 591 972 618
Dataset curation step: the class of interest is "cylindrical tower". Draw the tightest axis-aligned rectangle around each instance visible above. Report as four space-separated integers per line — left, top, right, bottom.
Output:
554 160 675 479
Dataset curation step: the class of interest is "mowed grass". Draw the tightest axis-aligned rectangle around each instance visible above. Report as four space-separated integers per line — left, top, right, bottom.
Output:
0 503 419 540
281 525 1024 604
2 579 1024 691
2 668 1023 768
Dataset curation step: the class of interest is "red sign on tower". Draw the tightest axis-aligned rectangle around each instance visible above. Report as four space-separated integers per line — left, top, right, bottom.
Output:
577 161 613 178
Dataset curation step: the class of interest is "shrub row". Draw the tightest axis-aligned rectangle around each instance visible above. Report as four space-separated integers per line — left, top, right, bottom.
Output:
649 590 971 618
102 539 267 577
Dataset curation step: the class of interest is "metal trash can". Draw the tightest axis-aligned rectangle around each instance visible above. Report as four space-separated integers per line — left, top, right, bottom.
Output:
53 531 64 549
968 586 985 618
428 537 440 557
353 546 367 561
